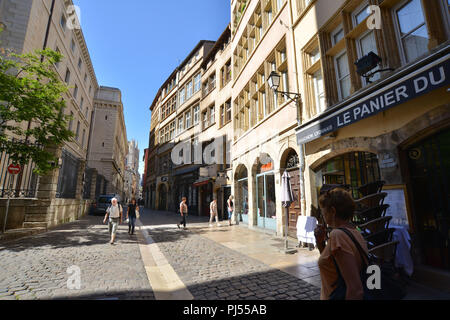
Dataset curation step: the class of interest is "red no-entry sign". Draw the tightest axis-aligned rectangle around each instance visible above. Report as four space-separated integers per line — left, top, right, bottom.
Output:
7 164 21 175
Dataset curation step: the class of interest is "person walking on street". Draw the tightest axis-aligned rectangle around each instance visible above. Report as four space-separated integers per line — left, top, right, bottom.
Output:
209 198 221 227
314 188 369 300
126 198 139 236
177 197 188 230
227 195 234 226
103 198 123 245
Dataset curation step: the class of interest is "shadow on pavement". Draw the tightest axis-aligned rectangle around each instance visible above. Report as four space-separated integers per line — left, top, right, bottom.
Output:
0 216 137 252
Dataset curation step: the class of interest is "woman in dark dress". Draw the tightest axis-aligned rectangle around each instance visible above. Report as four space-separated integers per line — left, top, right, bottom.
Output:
127 198 138 235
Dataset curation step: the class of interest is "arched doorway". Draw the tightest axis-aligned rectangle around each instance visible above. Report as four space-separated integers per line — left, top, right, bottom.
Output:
255 154 276 231
405 127 450 270
234 165 249 223
281 148 300 238
158 184 167 211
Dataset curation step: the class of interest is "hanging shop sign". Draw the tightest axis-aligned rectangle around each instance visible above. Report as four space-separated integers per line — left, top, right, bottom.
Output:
296 52 450 145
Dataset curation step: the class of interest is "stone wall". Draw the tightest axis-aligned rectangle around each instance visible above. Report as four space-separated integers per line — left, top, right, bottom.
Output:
0 198 91 231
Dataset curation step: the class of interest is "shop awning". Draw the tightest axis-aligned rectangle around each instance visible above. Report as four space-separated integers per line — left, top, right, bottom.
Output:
193 179 211 187
296 45 450 145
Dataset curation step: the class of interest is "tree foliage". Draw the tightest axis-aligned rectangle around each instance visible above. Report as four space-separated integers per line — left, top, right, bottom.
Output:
0 43 74 175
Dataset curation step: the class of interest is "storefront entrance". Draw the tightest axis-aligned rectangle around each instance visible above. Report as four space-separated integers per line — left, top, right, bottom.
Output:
158 184 167 211
406 128 450 271
256 156 277 231
199 182 213 217
282 149 301 238
222 186 231 221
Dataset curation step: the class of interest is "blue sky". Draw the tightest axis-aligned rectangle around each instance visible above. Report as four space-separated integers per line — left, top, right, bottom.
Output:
74 0 230 177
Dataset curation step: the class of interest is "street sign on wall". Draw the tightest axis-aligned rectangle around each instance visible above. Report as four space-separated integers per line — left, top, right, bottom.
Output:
7 164 21 175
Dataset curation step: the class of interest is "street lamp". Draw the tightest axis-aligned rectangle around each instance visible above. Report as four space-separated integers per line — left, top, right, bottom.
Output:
268 71 301 126
354 51 393 84
268 71 281 92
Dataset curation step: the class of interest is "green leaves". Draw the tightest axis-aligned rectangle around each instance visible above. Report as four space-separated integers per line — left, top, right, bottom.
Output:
0 47 74 176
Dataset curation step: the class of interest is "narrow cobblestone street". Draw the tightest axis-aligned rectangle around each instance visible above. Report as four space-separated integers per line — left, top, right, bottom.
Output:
0 209 322 300
0 212 154 300
139 210 321 300
2 209 448 301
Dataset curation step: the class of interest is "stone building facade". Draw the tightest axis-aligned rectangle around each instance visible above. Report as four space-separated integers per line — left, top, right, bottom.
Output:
0 0 99 232
0 0 128 235
124 139 140 203
87 86 128 202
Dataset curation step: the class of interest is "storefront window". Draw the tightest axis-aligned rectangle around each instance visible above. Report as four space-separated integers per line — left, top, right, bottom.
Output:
235 165 248 217
256 155 277 230
314 152 380 199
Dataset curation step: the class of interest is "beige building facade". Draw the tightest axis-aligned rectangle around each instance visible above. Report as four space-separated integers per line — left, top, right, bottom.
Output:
146 29 236 218
230 0 302 237
291 0 450 281
88 86 128 202
124 139 140 203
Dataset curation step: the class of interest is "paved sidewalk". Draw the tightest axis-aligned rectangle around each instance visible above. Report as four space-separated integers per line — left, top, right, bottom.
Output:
0 214 154 300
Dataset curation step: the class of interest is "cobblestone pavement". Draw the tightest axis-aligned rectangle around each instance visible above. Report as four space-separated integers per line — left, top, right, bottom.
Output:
0 213 154 300
140 210 321 300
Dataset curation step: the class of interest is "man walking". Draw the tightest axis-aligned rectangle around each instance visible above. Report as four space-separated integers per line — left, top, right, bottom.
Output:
103 198 123 245
177 197 188 230
209 198 221 227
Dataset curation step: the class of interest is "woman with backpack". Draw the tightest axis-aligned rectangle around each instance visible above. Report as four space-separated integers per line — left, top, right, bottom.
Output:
314 188 369 300
126 198 139 235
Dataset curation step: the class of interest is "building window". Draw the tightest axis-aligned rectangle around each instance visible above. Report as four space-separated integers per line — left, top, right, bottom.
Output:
178 116 184 134
185 110 191 129
194 74 201 92
331 26 344 46
55 47 61 68
312 70 325 114
80 97 84 111
84 73 87 83
335 51 351 100
73 84 78 99
71 39 76 52
193 105 200 125
314 152 380 200
75 121 80 140
69 112 74 131
357 31 380 84
60 14 67 31
82 129 86 147
353 2 370 26
78 58 82 70
64 68 71 83
186 81 193 99
209 106 215 125
179 88 185 105
210 73 216 91
394 0 429 64
220 105 225 126
203 111 209 129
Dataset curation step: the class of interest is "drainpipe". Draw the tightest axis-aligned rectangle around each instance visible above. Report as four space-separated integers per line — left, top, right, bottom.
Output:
296 97 307 217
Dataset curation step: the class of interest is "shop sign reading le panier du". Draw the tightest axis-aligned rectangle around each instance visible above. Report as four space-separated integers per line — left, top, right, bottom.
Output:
296 55 450 145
